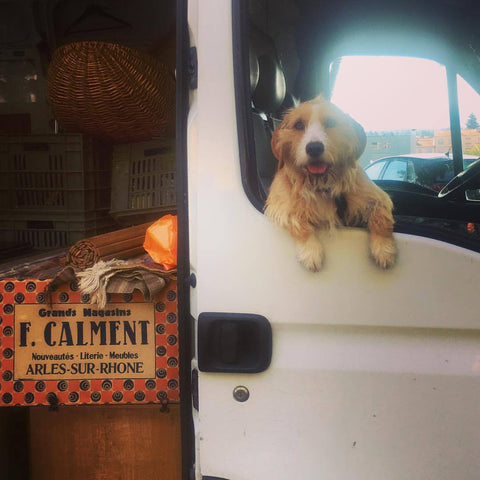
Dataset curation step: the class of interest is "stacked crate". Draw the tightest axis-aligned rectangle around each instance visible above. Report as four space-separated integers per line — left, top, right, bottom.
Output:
0 134 114 249
110 139 176 225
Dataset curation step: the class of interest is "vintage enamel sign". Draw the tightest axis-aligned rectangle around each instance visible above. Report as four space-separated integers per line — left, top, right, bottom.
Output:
0 279 179 406
14 303 156 380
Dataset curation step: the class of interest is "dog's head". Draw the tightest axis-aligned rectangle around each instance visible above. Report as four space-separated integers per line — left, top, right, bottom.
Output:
271 96 366 187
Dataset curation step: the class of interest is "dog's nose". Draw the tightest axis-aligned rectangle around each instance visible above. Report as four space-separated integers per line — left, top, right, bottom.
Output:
306 141 325 157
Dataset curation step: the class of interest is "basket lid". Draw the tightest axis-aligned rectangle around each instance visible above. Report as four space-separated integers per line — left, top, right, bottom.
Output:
46 41 175 143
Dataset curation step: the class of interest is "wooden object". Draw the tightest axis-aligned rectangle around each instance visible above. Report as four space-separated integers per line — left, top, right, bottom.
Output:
66 222 153 269
29 404 182 480
0 408 29 479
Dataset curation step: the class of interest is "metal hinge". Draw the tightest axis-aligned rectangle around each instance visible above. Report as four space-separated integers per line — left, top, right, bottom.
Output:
189 46 198 90
192 368 199 411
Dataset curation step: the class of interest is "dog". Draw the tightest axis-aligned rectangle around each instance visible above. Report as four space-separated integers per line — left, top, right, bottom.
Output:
265 95 396 272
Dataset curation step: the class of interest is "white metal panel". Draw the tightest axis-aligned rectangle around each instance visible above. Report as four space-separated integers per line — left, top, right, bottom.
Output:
198 342 480 480
189 1 480 479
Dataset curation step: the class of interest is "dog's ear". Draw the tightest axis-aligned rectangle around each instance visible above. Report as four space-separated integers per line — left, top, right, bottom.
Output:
350 116 367 159
271 126 284 167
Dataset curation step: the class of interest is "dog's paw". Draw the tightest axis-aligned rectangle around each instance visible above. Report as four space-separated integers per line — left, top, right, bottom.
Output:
370 235 396 269
296 237 325 272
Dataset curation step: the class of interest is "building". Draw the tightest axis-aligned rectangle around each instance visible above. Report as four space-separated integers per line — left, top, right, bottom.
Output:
433 130 451 154
462 129 480 152
416 137 434 153
360 131 416 166
430 129 480 154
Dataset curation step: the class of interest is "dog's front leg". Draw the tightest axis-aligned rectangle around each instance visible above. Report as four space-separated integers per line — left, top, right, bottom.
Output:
345 183 396 269
365 201 396 269
294 228 325 272
265 191 325 271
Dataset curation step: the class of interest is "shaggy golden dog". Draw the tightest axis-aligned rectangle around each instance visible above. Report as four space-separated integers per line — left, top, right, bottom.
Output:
265 95 396 271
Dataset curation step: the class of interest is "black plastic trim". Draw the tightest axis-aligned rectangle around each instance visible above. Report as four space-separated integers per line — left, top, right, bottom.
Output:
176 1 194 479
446 67 463 176
232 0 265 212
394 216 480 254
198 313 272 373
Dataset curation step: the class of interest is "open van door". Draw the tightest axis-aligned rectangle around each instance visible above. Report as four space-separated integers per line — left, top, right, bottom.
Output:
183 1 480 479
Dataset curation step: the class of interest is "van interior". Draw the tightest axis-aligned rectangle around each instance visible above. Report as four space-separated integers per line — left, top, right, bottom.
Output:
0 0 176 267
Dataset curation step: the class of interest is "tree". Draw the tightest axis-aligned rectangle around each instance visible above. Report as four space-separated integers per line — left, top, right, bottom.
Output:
466 113 479 129
465 144 480 156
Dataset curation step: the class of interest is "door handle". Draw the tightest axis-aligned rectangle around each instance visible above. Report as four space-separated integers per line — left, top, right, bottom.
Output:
198 313 272 373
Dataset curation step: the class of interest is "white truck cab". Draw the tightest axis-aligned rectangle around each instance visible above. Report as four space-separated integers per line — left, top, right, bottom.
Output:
180 1 480 479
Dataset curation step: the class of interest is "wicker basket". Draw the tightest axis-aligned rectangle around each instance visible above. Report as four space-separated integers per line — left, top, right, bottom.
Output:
46 41 175 143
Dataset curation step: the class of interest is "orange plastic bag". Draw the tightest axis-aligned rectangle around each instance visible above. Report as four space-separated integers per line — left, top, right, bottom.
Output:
143 214 178 270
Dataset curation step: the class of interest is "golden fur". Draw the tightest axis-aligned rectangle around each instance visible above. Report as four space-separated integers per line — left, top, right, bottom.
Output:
265 95 396 271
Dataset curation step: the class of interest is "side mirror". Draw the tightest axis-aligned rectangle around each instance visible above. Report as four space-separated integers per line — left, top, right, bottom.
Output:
438 159 480 200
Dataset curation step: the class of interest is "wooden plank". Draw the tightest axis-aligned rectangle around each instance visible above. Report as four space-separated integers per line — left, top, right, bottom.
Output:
0 408 29 479
29 404 181 480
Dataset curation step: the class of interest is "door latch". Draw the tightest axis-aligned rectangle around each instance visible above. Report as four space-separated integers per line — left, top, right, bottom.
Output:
198 313 272 373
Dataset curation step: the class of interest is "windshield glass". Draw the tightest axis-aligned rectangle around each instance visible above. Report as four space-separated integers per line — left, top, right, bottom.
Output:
330 56 480 171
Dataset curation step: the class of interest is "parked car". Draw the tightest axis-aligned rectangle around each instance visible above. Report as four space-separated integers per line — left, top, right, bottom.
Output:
365 153 480 191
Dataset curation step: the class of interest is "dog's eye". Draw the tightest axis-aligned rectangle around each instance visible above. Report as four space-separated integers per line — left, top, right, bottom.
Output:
293 120 305 131
324 118 337 128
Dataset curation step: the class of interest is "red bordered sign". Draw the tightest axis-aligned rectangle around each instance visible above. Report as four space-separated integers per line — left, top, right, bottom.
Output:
0 279 179 406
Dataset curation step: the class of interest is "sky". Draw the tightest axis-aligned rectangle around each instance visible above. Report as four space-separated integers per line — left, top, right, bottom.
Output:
331 56 480 132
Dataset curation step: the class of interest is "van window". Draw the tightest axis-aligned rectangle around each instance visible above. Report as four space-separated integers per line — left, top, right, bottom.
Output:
331 56 480 210
331 56 453 166
238 1 480 250
331 55 480 170
457 75 480 157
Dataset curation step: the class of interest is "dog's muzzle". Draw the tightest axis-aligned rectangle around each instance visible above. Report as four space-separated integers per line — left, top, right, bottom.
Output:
305 141 328 175
306 141 325 157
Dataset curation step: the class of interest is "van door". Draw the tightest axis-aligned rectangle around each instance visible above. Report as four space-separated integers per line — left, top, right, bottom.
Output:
186 1 480 479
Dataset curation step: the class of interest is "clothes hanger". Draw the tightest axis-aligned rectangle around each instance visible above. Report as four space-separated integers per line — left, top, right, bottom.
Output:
64 4 131 35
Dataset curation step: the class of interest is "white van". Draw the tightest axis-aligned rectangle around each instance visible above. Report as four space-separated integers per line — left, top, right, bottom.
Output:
1 0 480 479
180 1 480 479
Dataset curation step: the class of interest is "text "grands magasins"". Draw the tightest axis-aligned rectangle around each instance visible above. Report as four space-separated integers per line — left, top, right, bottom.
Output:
18 307 151 347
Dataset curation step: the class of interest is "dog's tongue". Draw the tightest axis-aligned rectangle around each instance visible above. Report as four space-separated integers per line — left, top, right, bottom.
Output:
307 162 328 175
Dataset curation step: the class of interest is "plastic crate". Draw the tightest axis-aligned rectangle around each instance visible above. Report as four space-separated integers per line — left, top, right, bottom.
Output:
0 134 112 213
0 47 52 134
110 139 176 225
0 213 117 249
0 134 115 249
